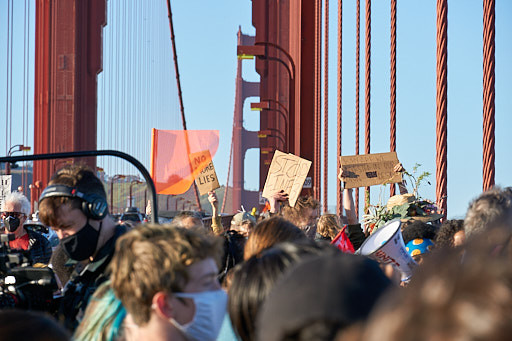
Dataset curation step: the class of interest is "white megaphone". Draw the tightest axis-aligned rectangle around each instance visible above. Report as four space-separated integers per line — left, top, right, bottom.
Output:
358 219 417 282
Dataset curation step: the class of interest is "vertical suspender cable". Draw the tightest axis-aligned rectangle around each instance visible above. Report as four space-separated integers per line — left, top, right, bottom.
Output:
5 0 9 154
166 0 202 211
314 0 321 202
318 0 322 203
136 0 141 172
108 0 113 184
323 0 329 213
436 0 448 218
355 0 360 218
482 0 495 192
221 128 234 214
23 0 28 190
5 0 11 154
115 0 120 210
9 0 13 153
364 0 371 213
336 0 343 217
127 2 133 173
389 0 397 197
122 1 127 189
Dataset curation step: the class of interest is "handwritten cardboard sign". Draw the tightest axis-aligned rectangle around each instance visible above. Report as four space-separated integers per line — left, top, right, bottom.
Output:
189 151 220 195
262 150 312 207
339 152 402 189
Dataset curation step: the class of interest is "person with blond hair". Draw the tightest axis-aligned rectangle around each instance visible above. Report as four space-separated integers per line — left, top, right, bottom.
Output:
110 224 227 341
315 214 343 241
281 196 320 239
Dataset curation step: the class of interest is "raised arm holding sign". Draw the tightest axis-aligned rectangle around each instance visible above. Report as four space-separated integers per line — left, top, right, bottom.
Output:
189 151 220 196
262 150 312 207
339 152 403 189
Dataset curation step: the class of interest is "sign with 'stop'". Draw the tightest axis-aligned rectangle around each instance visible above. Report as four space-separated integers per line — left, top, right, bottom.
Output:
339 152 402 189
189 151 220 196
262 150 312 207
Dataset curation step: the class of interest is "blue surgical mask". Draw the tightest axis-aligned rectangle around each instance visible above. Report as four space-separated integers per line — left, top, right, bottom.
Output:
169 290 227 341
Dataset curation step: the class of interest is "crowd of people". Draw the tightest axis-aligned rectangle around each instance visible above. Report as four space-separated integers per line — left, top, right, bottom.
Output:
1 162 512 341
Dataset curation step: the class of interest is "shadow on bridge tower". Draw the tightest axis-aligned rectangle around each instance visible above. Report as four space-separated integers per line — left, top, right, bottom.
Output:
33 0 105 190
237 0 321 208
231 29 260 213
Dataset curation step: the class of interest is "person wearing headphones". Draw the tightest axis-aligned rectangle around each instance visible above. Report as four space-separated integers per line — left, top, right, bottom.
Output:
38 163 128 332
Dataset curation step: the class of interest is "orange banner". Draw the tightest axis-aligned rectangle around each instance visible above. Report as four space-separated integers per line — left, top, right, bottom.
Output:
150 129 220 195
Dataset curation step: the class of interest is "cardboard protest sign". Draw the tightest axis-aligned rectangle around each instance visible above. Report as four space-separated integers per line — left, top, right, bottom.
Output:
189 151 220 195
339 152 402 189
262 150 312 207
150 129 219 195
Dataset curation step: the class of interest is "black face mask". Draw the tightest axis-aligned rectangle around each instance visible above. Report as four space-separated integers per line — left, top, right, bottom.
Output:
4 216 20 233
60 219 102 261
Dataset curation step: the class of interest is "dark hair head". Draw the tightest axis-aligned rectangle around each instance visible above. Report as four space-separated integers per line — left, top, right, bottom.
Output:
0 309 70 341
229 240 336 341
256 252 392 341
218 230 246 284
435 219 465 249
401 220 437 245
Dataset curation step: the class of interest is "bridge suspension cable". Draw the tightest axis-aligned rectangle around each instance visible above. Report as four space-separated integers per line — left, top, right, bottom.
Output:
336 0 343 217
165 0 202 211
97 0 182 213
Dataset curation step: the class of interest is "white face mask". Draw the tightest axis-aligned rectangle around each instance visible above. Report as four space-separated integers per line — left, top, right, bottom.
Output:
169 290 227 341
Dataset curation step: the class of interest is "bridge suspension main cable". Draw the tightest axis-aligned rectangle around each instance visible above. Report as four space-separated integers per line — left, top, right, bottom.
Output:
165 0 202 211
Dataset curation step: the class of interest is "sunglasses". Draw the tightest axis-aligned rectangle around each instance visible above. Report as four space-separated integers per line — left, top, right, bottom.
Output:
1 212 26 219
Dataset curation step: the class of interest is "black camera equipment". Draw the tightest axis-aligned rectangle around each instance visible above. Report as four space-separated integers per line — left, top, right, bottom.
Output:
0 234 58 311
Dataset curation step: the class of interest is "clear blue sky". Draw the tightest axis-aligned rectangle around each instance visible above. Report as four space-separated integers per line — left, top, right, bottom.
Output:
172 0 512 219
1 0 511 219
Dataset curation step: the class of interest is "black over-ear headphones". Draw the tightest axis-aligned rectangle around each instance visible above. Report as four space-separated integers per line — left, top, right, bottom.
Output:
39 184 108 220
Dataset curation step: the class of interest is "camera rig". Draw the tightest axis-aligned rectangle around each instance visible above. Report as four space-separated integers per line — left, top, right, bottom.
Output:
0 234 58 311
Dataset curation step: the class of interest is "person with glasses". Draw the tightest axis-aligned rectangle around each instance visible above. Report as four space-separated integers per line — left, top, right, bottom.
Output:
1 191 52 264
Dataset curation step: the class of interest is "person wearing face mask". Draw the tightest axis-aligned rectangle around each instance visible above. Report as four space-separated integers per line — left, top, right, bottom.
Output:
1 191 52 264
110 224 228 341
38 164 128 332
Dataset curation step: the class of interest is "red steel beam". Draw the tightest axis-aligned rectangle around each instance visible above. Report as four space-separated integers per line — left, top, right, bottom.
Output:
34 0 105 188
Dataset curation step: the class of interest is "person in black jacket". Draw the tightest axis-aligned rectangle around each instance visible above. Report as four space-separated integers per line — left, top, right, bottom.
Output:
38 164 127 332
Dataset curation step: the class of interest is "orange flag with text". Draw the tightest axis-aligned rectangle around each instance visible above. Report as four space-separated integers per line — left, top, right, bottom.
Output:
150 129 220 195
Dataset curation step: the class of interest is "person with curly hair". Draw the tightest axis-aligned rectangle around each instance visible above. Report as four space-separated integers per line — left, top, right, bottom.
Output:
401 220 437 265
281 196 320 239
434 219 465 249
